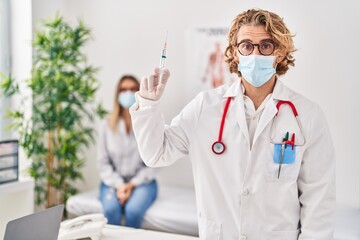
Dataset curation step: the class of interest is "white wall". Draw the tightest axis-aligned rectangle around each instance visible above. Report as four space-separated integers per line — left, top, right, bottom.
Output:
0 0 33 237
31 0 360 208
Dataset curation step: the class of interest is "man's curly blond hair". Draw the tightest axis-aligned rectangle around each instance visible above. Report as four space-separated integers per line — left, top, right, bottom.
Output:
225 9 296 77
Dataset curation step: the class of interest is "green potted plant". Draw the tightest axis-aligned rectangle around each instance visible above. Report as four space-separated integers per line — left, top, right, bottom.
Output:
0 14 106 210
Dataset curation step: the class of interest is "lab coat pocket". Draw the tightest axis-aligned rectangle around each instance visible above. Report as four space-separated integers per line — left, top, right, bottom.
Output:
198 213 221 240
261 229 300 240
265 144 302 181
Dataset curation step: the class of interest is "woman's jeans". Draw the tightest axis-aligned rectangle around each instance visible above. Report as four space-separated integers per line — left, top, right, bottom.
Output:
99 180 157 228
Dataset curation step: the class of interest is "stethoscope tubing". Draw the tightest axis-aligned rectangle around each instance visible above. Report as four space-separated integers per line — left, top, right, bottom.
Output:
270 100 306 146
211 97 232 155
212 98 306 155
217 97 232 142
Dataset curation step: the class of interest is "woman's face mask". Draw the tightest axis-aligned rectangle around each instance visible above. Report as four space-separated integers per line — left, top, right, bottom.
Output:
238 54 276 87
118 91 136 109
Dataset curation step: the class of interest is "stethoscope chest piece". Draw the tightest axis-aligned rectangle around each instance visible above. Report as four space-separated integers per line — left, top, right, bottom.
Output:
212 141 225 155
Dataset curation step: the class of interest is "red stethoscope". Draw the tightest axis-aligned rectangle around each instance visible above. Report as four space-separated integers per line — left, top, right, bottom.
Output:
211 97 306 155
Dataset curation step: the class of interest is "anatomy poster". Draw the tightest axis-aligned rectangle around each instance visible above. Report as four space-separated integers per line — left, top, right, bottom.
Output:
186 27 237 99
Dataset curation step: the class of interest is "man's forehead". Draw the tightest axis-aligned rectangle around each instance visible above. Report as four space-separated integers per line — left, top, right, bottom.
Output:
237 25 271 40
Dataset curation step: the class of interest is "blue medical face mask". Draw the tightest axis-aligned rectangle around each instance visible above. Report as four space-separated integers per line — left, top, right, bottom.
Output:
238 55 276 87
118 91 136 109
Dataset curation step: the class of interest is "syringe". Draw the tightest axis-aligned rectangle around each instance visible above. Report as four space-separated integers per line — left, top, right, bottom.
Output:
158 31 168 83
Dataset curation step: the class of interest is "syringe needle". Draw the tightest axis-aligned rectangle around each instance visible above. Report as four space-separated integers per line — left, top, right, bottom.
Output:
163 31 168 49
158 31 168 84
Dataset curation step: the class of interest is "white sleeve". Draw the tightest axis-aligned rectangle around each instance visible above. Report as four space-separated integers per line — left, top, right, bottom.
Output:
130 165 157 186
96 120 124 188
129 92 202 167
298 104 336 239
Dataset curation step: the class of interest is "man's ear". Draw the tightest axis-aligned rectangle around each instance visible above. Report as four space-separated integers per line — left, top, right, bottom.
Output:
274 50 285 63
233 47 239 61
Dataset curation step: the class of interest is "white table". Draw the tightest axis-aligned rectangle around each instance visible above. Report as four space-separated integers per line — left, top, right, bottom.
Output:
101 225 199 240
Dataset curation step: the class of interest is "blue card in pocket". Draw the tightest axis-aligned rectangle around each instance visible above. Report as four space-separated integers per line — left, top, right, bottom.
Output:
273 144 296 164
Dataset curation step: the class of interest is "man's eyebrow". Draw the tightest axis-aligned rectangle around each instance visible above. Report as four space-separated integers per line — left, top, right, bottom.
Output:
259 38 274 43
238 39 253 44
238 38 274 44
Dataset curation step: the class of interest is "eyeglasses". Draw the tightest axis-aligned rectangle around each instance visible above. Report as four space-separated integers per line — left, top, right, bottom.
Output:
119 87 138 92
236 40 277 56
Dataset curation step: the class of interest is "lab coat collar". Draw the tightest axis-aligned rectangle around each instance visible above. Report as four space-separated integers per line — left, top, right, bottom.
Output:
223 80 243 98
223 81 250 146
223 77 290 101
271 78 291 102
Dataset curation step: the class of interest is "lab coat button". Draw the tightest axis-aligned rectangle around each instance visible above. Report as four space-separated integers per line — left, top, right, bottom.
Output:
239 234 247 240
242 189 249 196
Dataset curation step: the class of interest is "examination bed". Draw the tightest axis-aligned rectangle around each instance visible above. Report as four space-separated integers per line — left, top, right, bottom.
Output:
66 185 199 236
67 185 360 239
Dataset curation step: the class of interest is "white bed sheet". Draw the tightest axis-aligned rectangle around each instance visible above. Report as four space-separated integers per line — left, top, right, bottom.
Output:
66 187 360 239
66 185 199 236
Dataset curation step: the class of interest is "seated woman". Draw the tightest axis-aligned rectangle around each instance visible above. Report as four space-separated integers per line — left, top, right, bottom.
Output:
97 75 157 227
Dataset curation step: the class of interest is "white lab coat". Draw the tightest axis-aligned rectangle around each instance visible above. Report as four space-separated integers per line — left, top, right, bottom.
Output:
130 80 335 240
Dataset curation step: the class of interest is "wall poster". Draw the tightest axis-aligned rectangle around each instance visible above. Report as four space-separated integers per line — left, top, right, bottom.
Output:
186 27 237 100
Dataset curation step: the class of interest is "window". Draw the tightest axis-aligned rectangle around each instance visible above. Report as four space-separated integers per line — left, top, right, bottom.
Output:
0 0 11 140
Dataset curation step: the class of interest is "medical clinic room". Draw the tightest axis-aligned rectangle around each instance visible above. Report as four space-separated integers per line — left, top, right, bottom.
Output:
0 0 359 239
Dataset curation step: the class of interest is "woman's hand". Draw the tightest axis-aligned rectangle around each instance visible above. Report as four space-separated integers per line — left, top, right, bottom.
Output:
117 182 135 205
